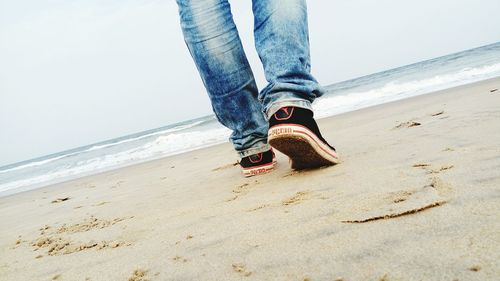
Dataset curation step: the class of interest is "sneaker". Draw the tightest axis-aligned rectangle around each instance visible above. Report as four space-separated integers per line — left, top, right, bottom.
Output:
239 149 277 177
268 106 340 170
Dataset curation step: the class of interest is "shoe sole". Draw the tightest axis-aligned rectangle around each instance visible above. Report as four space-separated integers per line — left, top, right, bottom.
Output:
242 158 277 177
268 124 340 170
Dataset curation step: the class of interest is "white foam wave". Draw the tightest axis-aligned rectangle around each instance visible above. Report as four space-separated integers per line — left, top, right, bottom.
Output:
314 62 500 118
0 127 230 195
81 119 208 153
0 119 208 175
0 154 71 175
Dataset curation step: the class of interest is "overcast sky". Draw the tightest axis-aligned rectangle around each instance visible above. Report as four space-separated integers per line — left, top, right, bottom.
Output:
1 0 499 167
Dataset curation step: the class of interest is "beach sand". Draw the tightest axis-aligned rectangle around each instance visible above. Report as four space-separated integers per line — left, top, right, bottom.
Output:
1 78 499 281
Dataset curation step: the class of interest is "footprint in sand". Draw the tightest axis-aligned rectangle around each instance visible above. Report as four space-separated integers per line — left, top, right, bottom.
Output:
395 110 449 130
128 269 149 281
435 165 454 172
233 183 250 194
389 190 413 203
11 236 26 249
429 176 453 197
412 163 454 174
51 197 70 204
31 236 130 256
468 265 481 272
394 120 421 129
232 263 252 277
110 180 125 189
246 204 271 212
225 183 252 202
342 201 446 223
282 190 327 206
412 163 431 168
173 255 189 263
430 110 445 116
26 216 133 256
341 176 451 223
53 216 132 234
212 162 239 172
93 201 110 206
245 191 325 212
282 191 313 206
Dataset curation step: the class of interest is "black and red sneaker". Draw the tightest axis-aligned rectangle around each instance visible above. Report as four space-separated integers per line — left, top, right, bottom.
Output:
239 149 277 177
268 107 339 170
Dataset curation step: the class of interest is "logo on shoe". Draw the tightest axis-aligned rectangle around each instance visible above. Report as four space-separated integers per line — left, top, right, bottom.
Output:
269 127 293 137
274 107 294 121
249 153 263 163
250 167 268 175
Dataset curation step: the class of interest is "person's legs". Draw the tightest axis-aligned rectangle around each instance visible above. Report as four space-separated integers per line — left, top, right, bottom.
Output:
176 0 270 158
252 0 324 118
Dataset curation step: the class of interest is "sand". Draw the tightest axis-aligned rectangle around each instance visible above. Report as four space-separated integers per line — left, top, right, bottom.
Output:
1 78 499 281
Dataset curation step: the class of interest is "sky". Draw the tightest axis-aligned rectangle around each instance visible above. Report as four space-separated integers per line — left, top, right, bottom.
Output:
0 0 499 167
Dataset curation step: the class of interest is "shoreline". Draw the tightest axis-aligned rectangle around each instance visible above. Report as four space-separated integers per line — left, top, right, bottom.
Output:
1 77 499 280
3 76 499 199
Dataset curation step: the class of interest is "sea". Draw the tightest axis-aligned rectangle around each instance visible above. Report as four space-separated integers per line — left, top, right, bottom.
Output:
1 42 500 197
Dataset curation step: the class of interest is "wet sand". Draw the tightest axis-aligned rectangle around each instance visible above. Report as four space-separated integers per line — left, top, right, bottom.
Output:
1 78 499 281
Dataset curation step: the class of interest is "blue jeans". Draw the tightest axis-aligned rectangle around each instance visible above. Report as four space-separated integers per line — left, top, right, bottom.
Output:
176 0 324 158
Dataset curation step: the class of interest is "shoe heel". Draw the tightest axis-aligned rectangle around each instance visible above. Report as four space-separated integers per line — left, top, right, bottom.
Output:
268 125 340 169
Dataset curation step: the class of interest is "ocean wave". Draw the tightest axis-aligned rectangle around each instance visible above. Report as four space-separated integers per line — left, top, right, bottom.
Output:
0 154 71 175
0 127 230 194
314 62 500 119
81 119 209 153
0 119 210 175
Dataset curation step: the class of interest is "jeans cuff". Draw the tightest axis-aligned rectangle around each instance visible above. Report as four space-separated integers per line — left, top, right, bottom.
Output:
237 142 271 158
265 99 313 120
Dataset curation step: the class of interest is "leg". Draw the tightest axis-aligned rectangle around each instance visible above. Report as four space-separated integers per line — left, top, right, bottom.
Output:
176 0 270 158
252 0 339 169
252 0 325 118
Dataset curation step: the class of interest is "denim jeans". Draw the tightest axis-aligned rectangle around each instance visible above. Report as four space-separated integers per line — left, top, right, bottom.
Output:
176 0 325 158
